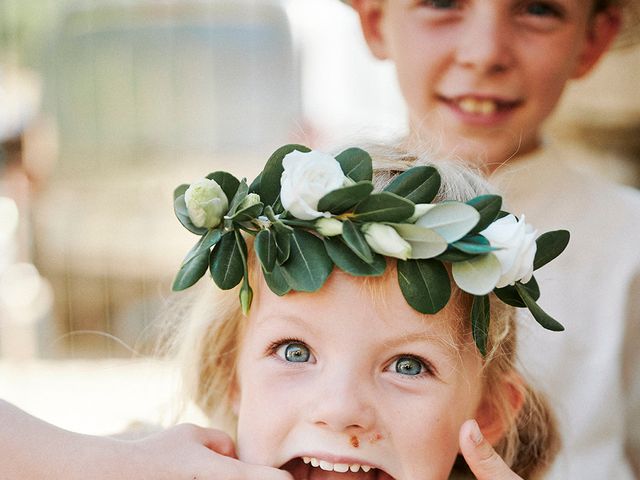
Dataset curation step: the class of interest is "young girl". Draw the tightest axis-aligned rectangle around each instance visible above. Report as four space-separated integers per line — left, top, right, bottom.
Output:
170 143 567 479
1 143 566 479
342 1 640 477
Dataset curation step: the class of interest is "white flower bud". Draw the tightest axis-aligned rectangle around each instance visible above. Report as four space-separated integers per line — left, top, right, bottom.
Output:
280 150 346 220
184 178 229 229
480 214 537 287
316 217 344 236
362 223 412 260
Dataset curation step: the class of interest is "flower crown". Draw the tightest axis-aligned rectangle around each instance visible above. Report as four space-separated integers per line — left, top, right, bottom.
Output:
173 145 569 354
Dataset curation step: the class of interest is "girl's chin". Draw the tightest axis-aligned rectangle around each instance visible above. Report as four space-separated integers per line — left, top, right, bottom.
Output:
280 458 396 480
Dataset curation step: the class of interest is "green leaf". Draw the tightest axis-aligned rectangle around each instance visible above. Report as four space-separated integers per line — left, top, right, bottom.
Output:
451 253 501 295
260 144 311 207
342 219 374 263
451 235 497 254
392 223 448 259
183 229 223 264
174 184 189 201
172 251 209 291
467 195 502 234
383 166 441 204
471 295 490 356
397 259 451 314
336 147 373 182
209 232 245 290
227 179 249 216
273 223 292 264
255 229 277 273
174 194 208 235
324 237 387 276
353 192 415 222
206 171 240 205
436 247 476 262
494 277 540 308
317 181 374 214
533 230 570 270
515 282 565 331
263 264 291 296
414 201 480 242
280 230 333 292
228 202 264 223
249 171 263 196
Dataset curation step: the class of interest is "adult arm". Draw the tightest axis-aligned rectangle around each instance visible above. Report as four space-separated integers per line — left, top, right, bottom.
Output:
0 399 292 480
623 272 640 476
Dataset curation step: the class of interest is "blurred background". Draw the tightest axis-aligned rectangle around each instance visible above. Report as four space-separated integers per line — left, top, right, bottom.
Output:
1 0 639 435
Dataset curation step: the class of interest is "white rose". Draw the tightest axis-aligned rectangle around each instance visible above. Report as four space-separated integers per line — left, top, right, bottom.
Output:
280 150 346 220
184 178 229 229
480 214 537 288
362 223 412 260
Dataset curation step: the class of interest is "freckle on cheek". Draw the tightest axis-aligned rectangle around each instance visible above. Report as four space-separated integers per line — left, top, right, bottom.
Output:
350 435 360 448
369 432 383 443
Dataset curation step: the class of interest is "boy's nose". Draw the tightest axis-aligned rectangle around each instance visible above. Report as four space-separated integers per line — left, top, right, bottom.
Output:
309 368 376 434
455 8 515 74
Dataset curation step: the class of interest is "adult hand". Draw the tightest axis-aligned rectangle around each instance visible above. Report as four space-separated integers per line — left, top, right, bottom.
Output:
459 419 522 480
131 423 293 480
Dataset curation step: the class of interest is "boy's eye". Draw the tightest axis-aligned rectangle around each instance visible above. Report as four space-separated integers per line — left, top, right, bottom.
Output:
276 341 313 363
390 355 429 376
521 1 563 18
419 0 461 9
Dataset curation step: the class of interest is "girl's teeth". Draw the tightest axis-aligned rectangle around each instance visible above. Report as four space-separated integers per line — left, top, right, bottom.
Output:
302 457 373 473
457 98 497 115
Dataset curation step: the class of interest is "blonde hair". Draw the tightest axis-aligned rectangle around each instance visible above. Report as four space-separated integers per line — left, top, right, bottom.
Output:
173 142 560 479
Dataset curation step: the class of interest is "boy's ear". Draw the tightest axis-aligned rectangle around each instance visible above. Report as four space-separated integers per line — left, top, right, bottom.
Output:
350 0 389 60
473 372 526 446
572 7 622 79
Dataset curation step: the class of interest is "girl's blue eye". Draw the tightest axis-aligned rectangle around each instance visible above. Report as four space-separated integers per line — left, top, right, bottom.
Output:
393 356 426 376
277 342 311 363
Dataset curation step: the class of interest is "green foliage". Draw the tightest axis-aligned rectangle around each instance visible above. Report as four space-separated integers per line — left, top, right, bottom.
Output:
317 181 374 214
471 295 490 356
467 195 502 234
353 192 415 222
255 229 277 273
533 230 570 270
341 219 374 263
397 259 451 314
494 277 540 307
280 230 333 292
383 166 441 204
206 171 240 205
324 237 386 276
172 250 209 291
209 232 246 290
335 147 373 182
515 282 565 331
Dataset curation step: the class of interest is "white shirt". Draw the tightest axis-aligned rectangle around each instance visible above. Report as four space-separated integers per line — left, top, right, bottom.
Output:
491 143 640 479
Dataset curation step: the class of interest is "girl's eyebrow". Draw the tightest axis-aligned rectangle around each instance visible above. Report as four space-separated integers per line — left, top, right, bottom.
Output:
384 331 458 355
254 313 320 333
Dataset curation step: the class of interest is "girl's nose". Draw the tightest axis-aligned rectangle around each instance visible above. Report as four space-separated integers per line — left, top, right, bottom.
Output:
309 368 376 434
455 8 515 74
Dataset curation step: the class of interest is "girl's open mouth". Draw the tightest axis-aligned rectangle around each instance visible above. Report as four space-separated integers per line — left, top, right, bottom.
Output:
281 457 396 480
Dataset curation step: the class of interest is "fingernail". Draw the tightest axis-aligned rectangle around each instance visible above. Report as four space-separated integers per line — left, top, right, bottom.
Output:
469 419 483 445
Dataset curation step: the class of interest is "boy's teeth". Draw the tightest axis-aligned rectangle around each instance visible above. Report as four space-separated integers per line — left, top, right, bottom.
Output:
457 98 497 115
302 457 373 473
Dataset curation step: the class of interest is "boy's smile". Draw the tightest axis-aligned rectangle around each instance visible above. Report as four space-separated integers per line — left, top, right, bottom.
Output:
233 270 489 480
353 0 620 167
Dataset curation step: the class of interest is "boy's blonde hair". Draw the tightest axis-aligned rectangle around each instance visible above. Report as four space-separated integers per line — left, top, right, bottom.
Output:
174 143 560 479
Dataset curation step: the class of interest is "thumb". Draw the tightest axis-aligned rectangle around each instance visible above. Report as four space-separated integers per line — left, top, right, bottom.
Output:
194 426 237 458
459 419 521 480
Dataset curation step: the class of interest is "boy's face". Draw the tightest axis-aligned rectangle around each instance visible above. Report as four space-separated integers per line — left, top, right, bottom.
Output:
234 271 489 480
353 0 620 166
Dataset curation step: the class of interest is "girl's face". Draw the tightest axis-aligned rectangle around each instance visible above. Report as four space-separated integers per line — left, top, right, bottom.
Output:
234 271 488 480
355 0 620 167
